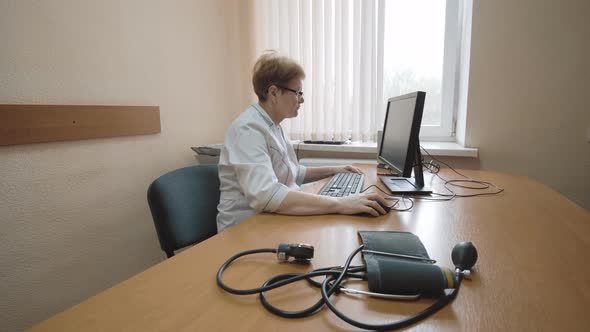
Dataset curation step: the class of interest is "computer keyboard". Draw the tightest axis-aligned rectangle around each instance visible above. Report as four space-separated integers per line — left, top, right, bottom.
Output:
318 172 365 197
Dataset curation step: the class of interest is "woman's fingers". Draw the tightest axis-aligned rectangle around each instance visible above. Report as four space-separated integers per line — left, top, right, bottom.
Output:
344 165 363 174
367 199 386 215
368 192 390 206
363 205 380 217
340 193 389 216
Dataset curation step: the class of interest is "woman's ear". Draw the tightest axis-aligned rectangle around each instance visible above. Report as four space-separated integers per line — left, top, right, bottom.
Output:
268 85 279 103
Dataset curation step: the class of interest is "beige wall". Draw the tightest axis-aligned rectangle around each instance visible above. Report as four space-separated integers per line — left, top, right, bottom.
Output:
0 1 251 331
466 0 590 208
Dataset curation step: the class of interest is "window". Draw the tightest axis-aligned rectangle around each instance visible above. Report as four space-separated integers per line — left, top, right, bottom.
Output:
253 0 472 142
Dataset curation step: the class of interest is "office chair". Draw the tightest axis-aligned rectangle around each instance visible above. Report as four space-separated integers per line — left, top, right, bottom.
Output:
147 165 220 258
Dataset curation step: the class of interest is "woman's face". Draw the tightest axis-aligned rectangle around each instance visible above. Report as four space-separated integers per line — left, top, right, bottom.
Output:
277 78 304 120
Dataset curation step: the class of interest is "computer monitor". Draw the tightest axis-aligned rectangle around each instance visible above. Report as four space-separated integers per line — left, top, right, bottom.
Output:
378 91 432 195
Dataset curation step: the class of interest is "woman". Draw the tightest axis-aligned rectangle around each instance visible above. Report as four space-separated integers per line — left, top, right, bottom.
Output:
216 51 388 232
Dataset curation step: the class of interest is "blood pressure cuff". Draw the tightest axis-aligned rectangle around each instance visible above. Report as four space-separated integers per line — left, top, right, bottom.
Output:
358 231 429 258
358 231 445 295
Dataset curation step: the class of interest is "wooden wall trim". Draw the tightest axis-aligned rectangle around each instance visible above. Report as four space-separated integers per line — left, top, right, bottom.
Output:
0 104 160 146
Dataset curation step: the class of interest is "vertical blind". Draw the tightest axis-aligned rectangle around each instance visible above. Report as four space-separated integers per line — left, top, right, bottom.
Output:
254 0 386 142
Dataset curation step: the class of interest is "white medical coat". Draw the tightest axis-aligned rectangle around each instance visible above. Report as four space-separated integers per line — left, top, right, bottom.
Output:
216 104 306 232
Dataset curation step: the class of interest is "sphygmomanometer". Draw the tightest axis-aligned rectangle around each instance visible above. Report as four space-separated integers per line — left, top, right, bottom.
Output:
216 231 478 330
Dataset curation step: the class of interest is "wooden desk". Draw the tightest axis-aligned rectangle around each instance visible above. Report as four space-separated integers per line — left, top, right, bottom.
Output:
30 165 590 331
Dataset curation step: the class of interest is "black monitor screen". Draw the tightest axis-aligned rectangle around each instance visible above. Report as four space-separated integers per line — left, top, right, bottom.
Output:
378 92 425 177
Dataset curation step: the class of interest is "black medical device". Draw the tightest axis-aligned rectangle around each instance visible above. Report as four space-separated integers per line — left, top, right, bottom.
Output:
216 232 478 330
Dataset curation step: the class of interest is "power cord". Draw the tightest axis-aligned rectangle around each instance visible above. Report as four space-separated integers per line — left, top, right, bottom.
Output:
418 146 505 199
360 146 504 208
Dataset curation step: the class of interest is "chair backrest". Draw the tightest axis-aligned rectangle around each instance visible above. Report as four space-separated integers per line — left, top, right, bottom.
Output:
147 165 220 258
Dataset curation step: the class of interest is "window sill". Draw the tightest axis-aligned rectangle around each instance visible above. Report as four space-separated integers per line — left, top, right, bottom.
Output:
192 141 478 167
294 141 478 158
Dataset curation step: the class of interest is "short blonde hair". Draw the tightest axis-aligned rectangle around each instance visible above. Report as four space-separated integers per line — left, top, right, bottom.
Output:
252 50 305 101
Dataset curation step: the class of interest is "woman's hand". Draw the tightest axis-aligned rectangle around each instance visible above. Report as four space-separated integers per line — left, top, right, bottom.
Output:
333 165 363 175
302 164 364 184
336 192 389 216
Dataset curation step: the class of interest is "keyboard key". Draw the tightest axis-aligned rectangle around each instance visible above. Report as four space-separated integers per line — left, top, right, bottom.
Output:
318 173 364 197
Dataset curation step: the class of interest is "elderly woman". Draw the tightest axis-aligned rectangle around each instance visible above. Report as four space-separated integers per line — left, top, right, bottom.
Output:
217 51 387 232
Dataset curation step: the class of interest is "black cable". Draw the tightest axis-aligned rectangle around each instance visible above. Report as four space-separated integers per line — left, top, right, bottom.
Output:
259 265 366 318
422 160 441 174
216 248 278 295
322 277 459 331
362 146 503 207
395 196 415 211
216 248 351 296
216 247 367 317
419 146 469 178
259 247 365 318
360 184 391 196
417 146 505 199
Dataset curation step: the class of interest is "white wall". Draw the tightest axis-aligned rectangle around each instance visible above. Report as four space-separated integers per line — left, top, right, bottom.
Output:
0 1 250 331
466 0 590 209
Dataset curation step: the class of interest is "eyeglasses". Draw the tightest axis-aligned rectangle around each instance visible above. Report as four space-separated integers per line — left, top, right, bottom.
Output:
276 85 304 99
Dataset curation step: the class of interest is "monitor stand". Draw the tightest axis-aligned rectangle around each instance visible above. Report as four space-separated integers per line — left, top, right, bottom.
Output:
378 146 432 195
379 176 432 195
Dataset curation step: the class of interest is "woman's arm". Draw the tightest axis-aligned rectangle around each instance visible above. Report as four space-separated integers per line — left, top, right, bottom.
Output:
275 190 389 217
302 165 363 183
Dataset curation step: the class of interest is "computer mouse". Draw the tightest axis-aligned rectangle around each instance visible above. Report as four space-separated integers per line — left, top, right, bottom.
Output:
357 201 391 217
379 201 392 214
